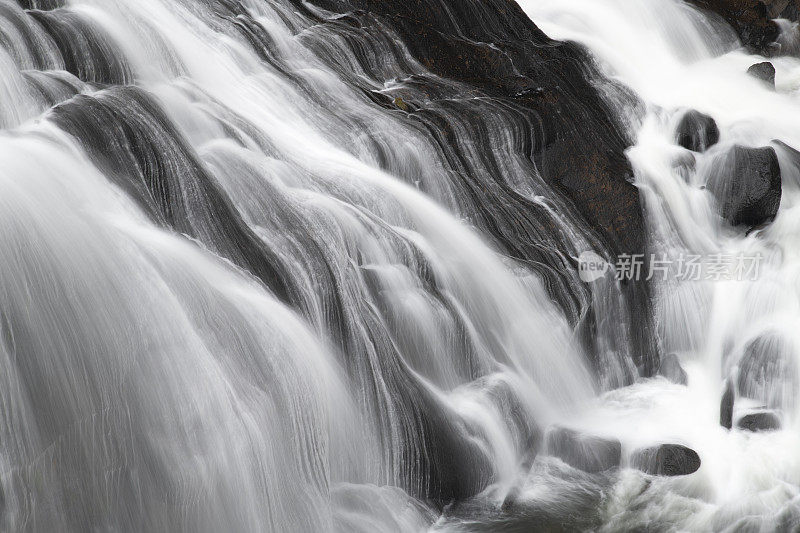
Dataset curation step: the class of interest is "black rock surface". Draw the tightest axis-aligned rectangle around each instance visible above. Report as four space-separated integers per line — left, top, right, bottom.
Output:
306 0 661 377
676 110 720 153
706 145 782 227
631 444 701 476
748 61 776 87
737 411 782 431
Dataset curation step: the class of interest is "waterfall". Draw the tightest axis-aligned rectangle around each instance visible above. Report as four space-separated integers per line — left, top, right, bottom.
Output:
2 0 800 530
0 0 600 530
517 0 800 530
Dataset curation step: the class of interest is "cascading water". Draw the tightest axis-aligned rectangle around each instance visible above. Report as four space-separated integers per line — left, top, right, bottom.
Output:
515 0 800 530
1 0 799 530
0 0 600 530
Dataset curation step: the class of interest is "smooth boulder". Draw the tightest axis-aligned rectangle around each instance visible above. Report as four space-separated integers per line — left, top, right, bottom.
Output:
545 427 621 473
737 411 781 432
747 61 775 87
675 110 720 152
706 145 782 227
658 353 688 385
631 444 701 476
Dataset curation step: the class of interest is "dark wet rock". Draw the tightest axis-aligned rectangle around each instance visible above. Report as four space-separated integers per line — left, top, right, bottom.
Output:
658 353 688 385
747 61 776 87
737 333 798 410
308 0 661 378
631 444 701 476
685 0 780 52
706 145 782 227
675 110 720 153
737 411 782 431
545 427 621 473
721 378 735 429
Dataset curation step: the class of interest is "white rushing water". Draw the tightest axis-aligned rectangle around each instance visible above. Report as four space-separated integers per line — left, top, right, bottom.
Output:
517 0 800 530
2 0 800 530
0 0 597 530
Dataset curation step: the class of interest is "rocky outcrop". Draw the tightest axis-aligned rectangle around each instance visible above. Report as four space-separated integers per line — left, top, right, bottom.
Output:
545 427 622 473
676 110 720 153
631 444 702 476
748 61 776 86
706 145 782 227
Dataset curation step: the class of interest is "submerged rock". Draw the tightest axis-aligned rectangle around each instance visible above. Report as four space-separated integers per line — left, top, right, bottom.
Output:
631 444 701 476
658 353 688 385
721 378 735 429
706 145 782 227
545 427 621 473
737 411 782 431
675 110 720 153
747 61 776 87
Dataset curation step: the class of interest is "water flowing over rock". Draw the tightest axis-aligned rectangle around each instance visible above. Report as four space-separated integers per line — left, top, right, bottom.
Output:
545 427 622 473
307 0 660 379
658 353 689 385
675 110 720 153
1 0 800 530
685 0 780 50
737 333 798 411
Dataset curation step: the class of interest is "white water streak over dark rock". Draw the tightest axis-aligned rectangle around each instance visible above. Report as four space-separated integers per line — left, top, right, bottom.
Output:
0 0 639 529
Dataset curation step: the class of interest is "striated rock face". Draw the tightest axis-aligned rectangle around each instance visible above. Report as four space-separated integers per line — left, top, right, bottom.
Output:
308 0 644 257
307 0 660 377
